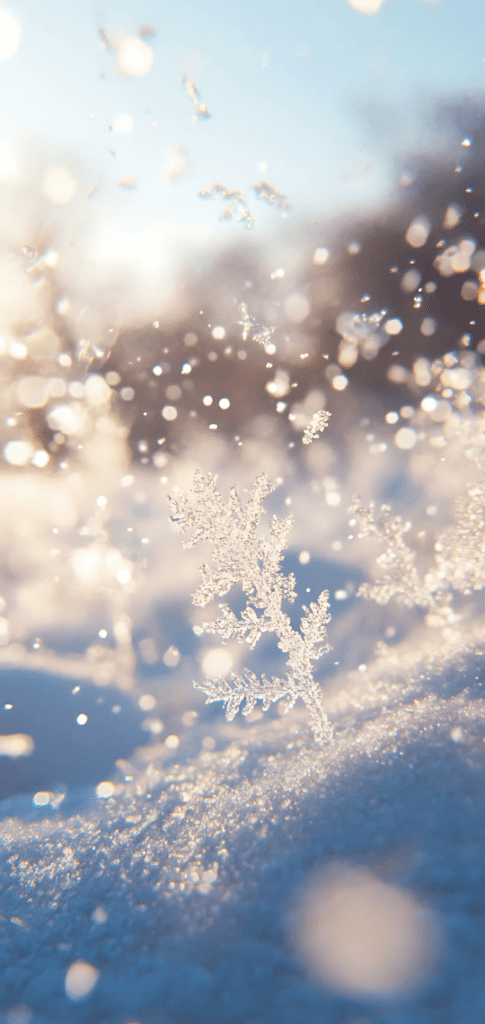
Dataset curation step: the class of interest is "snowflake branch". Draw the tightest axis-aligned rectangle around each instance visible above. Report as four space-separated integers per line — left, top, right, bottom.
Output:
169 472 333 744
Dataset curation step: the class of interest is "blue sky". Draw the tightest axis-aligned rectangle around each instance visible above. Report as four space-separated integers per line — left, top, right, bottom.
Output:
1 0 485 264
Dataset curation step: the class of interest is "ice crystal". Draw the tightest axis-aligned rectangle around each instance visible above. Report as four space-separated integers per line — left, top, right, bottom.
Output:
349 499 437 610
252 179 290 210
197 179 289 227
433 461 485 597
197 183 254 228
350 458 485 625
335 310 386 368
302 409 331 445
181 75 210 118
237 301 276 347
168 471 333 743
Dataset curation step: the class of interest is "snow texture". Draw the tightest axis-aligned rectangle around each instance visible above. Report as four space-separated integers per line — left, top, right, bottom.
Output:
1 620 485 1023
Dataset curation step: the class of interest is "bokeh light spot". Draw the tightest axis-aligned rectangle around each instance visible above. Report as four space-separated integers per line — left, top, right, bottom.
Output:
313 247 329 265
42 165 77 205
117 36 154 77
65 961 99 1001
96 781 115 798
395 427 417 449
292 865 441 998
161 405 177 421
348 0 387 11
4 441 34 466
0 733 35 757
201 646 233 678
33 791 51 806
0 10 22 62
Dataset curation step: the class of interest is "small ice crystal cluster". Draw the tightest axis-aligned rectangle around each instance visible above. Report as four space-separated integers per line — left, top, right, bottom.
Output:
168 470 333 743
335 310 387 368
197 183 255 228
302 408 331 445
252 179 290 211
350 450 485 626
237 301 276 348
198 179 289 228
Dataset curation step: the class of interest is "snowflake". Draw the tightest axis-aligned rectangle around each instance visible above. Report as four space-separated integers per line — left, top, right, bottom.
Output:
302 410 331 445
168 471 332 744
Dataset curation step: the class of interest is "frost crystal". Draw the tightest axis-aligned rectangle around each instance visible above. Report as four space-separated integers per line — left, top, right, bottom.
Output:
349 461 485 626
237 301 276 347
302 409 331 445
433 463 485 597
197 183 254 228
168 471 332 743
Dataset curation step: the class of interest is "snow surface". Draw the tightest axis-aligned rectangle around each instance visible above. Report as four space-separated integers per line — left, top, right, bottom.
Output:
1 619 485 1024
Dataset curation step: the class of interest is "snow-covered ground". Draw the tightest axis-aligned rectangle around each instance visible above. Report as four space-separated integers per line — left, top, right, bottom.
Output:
2 622 485 1023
